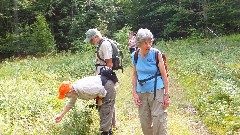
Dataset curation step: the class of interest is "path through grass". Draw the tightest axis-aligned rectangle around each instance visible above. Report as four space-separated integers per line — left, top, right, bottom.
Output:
113 67 210 135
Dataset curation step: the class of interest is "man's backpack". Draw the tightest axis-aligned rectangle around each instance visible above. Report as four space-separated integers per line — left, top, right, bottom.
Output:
134 49 169 99
97 38 123 72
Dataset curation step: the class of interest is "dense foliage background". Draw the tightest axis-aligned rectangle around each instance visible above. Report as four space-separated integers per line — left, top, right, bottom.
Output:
0 0 240 59
0 0 239 135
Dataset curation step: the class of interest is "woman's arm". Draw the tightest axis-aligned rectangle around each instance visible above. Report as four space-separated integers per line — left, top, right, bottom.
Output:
132 65 142 106
158 53 170 109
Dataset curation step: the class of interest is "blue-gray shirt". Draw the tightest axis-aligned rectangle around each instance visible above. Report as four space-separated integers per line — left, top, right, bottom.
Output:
131 48 164 93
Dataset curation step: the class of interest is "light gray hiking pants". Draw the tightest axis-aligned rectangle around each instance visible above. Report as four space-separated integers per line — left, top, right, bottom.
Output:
99 80 116 132
137 89 168 135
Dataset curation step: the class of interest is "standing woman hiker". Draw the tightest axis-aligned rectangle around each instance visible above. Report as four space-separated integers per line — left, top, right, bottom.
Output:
128 31 137 54
131 28 170 135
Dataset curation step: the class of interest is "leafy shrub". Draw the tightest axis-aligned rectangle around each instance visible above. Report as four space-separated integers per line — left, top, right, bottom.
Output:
113 25 133 66
30 15 56 55
70 38 95 53
52 104 99 135
0 15 56 59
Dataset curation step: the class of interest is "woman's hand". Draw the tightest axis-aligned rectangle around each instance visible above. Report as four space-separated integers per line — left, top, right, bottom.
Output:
133 93 142 106
163 94 170 109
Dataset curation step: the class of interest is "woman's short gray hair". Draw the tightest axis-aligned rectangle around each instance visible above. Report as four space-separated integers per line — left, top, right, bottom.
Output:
135 28 153 47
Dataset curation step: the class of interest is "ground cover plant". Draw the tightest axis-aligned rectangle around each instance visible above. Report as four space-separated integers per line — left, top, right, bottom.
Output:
0 51 99 134
0 34 239 135
161 34 240 135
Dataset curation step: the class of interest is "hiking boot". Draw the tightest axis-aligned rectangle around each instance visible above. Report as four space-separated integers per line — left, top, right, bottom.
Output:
109 129 113 135
101 129 113 135
101 131 109 135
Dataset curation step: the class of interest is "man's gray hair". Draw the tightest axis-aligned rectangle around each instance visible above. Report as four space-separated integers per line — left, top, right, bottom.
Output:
135 28 153 47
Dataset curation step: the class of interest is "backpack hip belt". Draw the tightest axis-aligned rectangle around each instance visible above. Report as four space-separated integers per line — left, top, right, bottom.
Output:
96 64 107 67
137 73 161 86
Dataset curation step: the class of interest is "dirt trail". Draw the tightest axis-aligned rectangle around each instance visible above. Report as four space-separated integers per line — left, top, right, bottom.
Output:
168 77 211 135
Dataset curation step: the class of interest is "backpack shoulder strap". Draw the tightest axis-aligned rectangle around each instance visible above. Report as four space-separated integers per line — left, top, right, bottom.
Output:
134 48 140 64
155 50 159 67
97 39 106 62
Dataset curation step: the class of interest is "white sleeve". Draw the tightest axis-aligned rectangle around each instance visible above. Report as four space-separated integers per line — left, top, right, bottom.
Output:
101 41 112 60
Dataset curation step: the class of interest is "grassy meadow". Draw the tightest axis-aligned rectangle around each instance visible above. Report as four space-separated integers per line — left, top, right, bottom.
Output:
0 34 239 135
161 34 240 135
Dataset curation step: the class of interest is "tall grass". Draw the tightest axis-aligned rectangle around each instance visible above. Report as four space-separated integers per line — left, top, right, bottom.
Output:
0 51 98 134
157 34 240 135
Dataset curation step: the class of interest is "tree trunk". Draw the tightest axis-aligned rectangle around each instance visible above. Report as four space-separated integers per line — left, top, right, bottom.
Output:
202 0 208 37
13 0 18 34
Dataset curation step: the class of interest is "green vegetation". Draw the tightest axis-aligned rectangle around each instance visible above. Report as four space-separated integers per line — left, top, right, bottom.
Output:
0 51 96 134
1 0 240 58
0 15 56 57
1 1 239 134
160 34 240 135
0 34 239 135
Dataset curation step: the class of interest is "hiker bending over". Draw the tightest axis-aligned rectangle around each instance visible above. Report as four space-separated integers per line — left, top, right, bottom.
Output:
131 28 170 135
84 28 118 135
55 68 118 135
